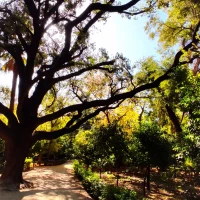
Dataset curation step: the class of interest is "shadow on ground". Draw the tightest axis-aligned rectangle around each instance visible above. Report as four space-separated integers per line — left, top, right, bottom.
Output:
0 162 92 200
1 188 91 200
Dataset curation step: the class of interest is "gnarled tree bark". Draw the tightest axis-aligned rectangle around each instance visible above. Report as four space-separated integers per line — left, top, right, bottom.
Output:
0 131 32 190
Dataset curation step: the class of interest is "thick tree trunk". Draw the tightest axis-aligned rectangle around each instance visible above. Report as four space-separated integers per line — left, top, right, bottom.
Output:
0 139 30 191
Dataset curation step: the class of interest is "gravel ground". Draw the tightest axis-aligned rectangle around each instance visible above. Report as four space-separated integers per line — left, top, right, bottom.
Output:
0 161 92 200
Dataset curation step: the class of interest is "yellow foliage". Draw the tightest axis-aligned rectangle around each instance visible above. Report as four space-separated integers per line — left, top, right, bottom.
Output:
36 115 70 132
90 103 140 138
0 114 8 125
74 130 92 145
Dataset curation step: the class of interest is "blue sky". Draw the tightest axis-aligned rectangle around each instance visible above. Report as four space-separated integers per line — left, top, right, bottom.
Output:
91 13 158 64
0 1 160 87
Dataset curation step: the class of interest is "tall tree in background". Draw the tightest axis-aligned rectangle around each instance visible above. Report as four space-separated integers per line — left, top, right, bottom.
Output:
144 0 200 132
0 0 199 190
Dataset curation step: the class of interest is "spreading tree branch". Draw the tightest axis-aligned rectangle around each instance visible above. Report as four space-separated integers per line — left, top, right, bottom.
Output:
35 25 200 126
0 102 18 128
32 106 111 141
53 60 115 83
0 119 10 141
43 0 150 72
69 0 141 27
30 60 115 115
44 0 64 20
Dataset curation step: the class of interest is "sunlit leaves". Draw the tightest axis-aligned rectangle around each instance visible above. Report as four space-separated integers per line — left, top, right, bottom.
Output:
146 0 200 66
134 57 163 85
132 122 173 170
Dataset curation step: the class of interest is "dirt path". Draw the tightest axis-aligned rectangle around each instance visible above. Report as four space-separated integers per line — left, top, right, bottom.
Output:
0 161 92 200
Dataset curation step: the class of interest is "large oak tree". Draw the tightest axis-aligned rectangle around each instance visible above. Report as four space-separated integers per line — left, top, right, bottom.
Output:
0 0 199 190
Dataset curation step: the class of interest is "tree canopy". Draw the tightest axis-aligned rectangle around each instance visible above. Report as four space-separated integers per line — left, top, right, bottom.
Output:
0 0 199 142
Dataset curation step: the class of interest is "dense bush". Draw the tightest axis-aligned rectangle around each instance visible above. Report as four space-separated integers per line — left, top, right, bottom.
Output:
130 123 173 171
73 160 137 200
73 123 130 174
73 160 102 199
101 184 137 200
24 157 33 171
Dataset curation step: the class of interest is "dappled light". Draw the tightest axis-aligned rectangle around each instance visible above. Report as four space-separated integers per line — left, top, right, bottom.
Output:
1 162 92 200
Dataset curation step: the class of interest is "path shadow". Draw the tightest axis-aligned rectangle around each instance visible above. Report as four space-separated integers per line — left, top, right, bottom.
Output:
1 162 92 200
1 188 92 200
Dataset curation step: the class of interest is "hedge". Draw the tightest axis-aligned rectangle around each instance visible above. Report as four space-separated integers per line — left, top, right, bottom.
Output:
73 160 137 200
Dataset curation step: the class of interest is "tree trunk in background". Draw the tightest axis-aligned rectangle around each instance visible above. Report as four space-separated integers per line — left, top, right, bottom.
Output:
165 104 182 133
193 58 200 76
147 164 150 191
143 164 151 195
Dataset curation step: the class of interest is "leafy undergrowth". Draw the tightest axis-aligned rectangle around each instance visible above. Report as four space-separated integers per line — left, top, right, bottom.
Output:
98 168 200 200
73 160 200 200
73 160 138 200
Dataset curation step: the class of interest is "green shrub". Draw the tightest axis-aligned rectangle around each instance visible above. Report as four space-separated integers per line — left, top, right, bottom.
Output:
73 160 102 199
73 160 137 200
100 184 137 200
24 157 33 170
